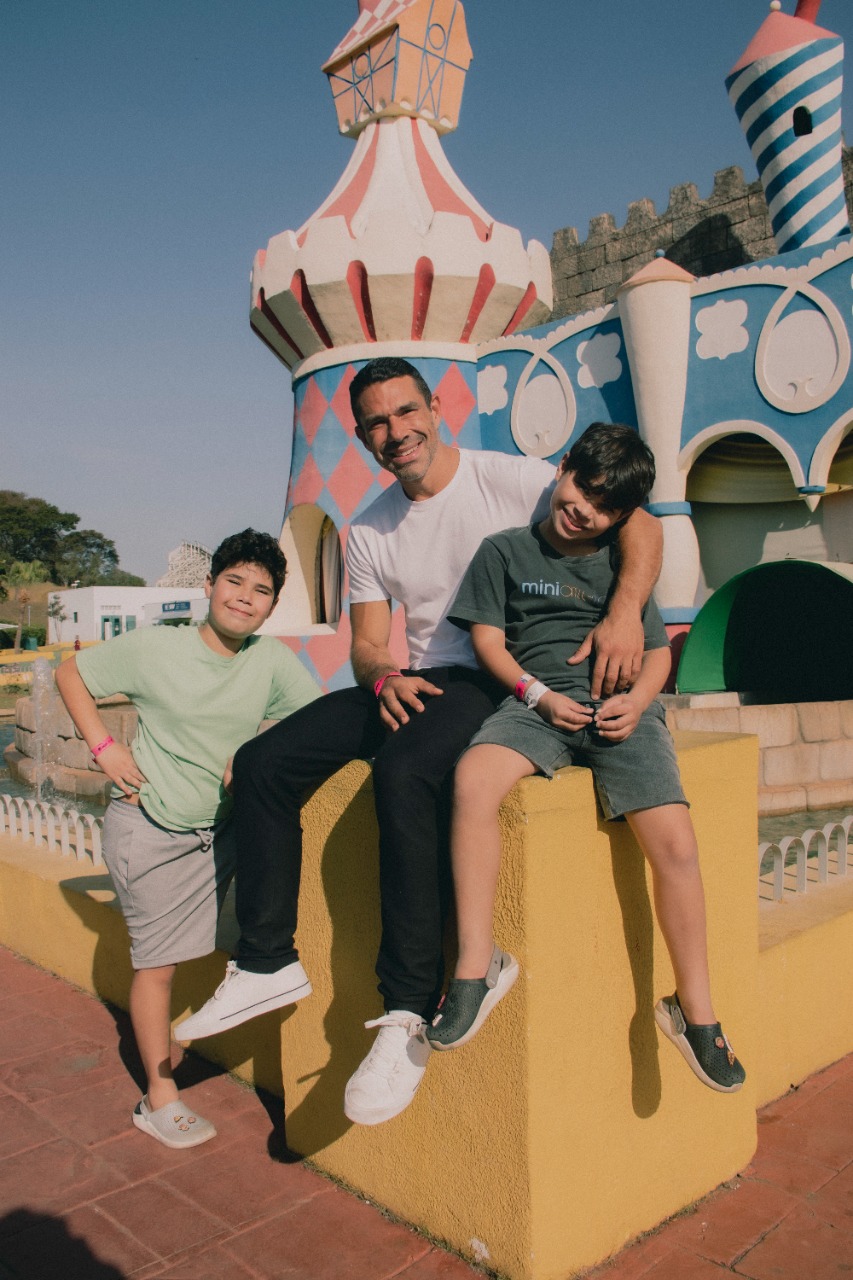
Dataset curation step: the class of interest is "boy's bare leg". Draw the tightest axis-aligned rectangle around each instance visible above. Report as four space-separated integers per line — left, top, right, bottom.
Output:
626 805 715 1025
452 744 536 979
130 964 179 1109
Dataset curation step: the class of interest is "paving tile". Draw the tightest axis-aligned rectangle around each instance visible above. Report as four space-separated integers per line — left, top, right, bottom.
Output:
0 1203 157 1278
33 1071 143 1147
175 1066 261 1123
819 1072 853 1110
585 1231 681 1279
135 1241 267 1279
761 1057 853 1122
0 1137 128 1229
93 1126 216 1184
754 1091 853 1173
0 952 61 994
0 1037 126 1104
735 1202 853 1279
397 1247 490 1277
0 1093 62 1160
62 998 127 1048
741 1143 838 1196
160 1133 333 1229
0 1010 83 1065
804 1162 853 1233
645 1250 736 1278
225 1184 433 1279
666 1177 800 1266
94 1178 230 1260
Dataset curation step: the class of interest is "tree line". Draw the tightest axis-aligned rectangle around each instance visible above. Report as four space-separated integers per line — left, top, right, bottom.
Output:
0 491 145 651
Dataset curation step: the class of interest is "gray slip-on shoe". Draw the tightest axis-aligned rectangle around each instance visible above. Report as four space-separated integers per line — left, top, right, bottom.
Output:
427 945 519 1051
655 993 746 1093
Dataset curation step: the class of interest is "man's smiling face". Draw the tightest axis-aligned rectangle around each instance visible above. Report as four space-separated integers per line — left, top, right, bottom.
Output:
353 375 442 494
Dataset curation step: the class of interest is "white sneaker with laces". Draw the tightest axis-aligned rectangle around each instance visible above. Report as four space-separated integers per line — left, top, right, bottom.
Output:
173 959 312 1041
344 1011 431 1125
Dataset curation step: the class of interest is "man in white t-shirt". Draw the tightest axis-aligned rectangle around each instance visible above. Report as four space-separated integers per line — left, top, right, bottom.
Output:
176 358 663 1126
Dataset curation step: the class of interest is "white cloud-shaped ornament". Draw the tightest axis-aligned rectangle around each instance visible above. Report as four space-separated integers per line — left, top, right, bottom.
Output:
477 363 508 416
696 299 749 360
577 332 622 388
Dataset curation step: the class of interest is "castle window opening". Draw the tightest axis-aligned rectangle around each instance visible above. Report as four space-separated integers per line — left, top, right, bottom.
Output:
793 106 813 137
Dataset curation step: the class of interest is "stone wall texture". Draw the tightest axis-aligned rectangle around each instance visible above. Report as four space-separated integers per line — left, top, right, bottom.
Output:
664 697 853 816
550 149 853 319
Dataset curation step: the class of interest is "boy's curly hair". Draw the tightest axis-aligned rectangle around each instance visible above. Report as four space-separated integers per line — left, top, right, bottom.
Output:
210 529 286 599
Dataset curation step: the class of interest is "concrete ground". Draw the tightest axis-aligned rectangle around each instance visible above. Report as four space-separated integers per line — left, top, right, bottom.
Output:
1 945 851 1280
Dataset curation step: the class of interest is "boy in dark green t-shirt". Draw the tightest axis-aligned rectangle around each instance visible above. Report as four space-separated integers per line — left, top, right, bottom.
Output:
56 530 320 1149
427 425 745 1096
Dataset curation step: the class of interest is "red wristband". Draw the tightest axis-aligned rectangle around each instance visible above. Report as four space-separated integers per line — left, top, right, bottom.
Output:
91 736 115 759
374 671 402 699
514 673 534 701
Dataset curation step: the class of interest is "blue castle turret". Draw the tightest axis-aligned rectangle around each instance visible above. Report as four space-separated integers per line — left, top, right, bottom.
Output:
726 0 849 252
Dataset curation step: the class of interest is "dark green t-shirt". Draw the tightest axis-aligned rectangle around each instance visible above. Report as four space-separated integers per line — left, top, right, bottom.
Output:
448 523 668 700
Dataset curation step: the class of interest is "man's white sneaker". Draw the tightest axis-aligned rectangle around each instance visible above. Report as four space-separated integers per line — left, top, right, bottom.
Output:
344 1011 431 1126
173 960 312 1041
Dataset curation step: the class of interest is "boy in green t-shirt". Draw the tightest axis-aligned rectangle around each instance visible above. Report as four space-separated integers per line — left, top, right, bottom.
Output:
55 529 320 1148
427 425 745 1095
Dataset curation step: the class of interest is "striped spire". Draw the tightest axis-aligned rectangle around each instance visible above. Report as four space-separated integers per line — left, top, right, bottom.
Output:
726 5 849 253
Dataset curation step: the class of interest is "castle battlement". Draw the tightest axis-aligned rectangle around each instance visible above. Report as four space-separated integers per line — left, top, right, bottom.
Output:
551 150 853 320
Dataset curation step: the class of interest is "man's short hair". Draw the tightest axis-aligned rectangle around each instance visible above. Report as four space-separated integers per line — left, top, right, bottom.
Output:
349 357 434 426
564 423 655 512
210 529 287 599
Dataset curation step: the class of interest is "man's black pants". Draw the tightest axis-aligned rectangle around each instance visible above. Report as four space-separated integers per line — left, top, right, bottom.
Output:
230 667 503 1019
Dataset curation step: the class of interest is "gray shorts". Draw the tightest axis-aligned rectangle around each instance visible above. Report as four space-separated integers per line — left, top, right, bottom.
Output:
101 799 236 969
465 697 687 820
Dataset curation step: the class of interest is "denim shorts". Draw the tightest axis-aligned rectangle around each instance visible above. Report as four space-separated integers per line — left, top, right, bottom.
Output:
101 800 236 969
465 697 687 820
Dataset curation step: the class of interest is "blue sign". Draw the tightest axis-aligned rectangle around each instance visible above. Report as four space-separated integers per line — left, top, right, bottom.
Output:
162 601 191 613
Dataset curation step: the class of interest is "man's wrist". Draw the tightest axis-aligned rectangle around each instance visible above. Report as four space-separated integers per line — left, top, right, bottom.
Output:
373 671 402 699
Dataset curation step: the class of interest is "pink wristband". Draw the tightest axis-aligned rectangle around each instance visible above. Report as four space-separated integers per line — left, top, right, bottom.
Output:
514 673 534 701
91 736 115 759
374 671 402 699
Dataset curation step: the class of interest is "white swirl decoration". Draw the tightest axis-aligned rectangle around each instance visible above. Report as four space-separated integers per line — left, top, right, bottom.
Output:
755 281 850 414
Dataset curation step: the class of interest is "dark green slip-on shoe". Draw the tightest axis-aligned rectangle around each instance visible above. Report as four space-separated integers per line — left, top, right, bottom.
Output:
655 993 746 1093
427 945 519 1051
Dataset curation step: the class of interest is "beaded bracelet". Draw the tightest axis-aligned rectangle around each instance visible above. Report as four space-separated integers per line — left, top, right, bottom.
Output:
374 671 402 699
91 736 115 759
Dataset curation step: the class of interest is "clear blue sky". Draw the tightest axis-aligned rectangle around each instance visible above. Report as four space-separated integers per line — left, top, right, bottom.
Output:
2 1 850 583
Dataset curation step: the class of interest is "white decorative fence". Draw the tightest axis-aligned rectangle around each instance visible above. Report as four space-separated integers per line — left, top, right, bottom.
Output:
2 792 852 903
0 794 104 865
759 816 853 902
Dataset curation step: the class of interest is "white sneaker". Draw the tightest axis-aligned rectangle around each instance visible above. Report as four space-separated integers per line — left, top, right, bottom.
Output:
173 959 312 1041
344 1011 431 1126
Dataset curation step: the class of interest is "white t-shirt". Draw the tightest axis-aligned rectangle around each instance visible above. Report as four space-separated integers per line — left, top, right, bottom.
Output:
346 449 555 670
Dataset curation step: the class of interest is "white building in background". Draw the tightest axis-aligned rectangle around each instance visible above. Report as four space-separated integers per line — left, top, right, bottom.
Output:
50 587 208 643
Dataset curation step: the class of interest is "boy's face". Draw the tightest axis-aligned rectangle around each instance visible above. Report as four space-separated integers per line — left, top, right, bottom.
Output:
545 461 625 551
205 561 278 643
354 375 442 488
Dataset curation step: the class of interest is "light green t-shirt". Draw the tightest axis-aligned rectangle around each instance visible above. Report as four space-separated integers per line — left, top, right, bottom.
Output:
76 626 321 830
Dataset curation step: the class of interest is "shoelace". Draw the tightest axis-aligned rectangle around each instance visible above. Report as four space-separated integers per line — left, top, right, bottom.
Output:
359 1012 426 1074
213 959 241 1000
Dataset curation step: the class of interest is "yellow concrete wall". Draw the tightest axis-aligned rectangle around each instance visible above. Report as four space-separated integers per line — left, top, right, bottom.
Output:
0 731 770 1279
757 875 853 1106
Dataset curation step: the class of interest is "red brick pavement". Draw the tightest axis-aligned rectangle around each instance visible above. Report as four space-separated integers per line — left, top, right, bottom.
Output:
1 945 851 1280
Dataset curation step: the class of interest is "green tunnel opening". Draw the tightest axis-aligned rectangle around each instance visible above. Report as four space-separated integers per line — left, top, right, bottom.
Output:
677 560 853 701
